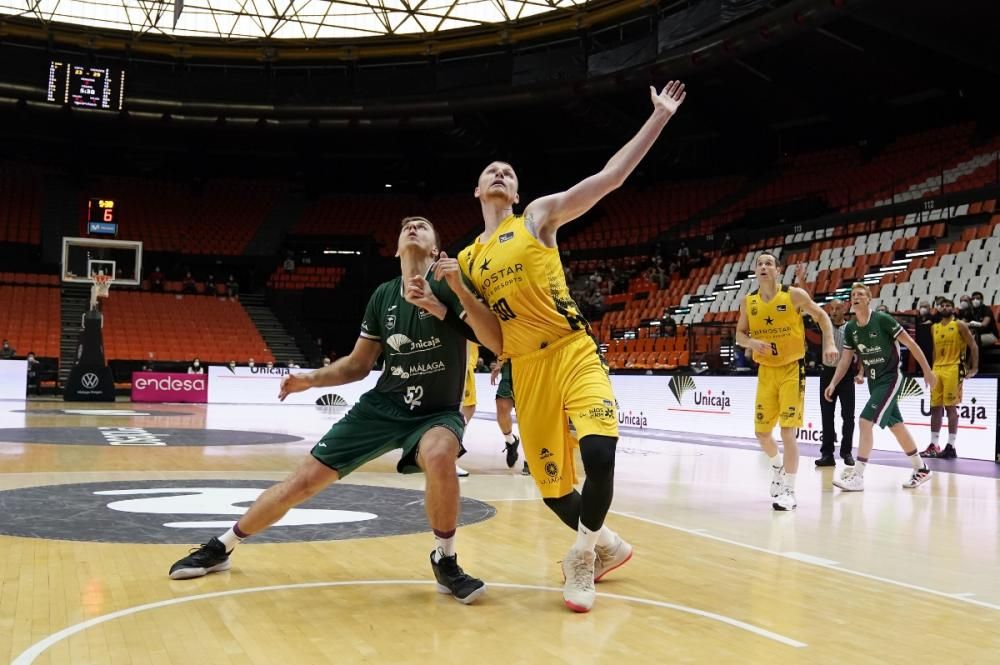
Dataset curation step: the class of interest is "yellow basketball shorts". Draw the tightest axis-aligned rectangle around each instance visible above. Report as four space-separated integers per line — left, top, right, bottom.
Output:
755 359 805 433
931 364 964 407
510 331 618 499
462 364 477 408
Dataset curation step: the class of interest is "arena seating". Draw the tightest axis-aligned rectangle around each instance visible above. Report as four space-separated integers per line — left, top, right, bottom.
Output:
0 164 42 245
94 177 286 254
296 194 471 256
267 265 347 290
100 291 274 363
0 285 61 357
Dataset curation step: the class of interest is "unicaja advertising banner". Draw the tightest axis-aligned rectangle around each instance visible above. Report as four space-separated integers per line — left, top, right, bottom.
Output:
131 372 208 403
207 366 379 405
466 372 998 462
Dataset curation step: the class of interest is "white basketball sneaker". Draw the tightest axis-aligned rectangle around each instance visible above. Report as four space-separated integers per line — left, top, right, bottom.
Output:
772 487 797 511
902 467 931 489
561 548 597 613
455 464 469 477
594 534 633 582
833 468 864 492
770 465 786 498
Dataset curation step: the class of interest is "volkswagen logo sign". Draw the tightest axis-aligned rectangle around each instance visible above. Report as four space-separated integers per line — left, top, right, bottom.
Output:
81 373 100 389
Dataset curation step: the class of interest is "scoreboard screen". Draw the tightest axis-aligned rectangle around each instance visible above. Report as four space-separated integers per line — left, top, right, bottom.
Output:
87 199 118 236
47 62 126 110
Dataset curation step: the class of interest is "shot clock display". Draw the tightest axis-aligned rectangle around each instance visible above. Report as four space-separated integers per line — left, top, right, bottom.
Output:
47 61 126 110
87 199 118 236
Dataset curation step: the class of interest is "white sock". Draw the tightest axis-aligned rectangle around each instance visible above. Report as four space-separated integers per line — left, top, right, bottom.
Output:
769 453 782 469
930 431 940 445
434 533 456 560
908 450 923 470
856 460 867 476
596 526 617 548
218 526 245 553
503 432 516 444
573 520 601 552
947 432 956 447
784 473 797 490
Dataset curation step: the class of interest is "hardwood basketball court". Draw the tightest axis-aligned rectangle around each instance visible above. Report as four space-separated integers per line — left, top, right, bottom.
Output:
0 400 997 664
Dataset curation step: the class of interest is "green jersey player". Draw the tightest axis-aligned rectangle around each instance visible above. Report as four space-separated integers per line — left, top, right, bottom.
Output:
168 216 502 605
825 283 937 492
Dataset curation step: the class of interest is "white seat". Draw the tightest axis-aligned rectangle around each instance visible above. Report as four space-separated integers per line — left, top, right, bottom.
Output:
955 204 969 217
939 255 956 268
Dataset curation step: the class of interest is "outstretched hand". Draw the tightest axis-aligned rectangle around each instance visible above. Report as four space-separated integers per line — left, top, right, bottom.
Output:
650 80 686 117
279 373 313 401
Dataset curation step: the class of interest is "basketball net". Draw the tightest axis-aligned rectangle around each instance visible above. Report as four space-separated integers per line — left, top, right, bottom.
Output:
90 273 113 311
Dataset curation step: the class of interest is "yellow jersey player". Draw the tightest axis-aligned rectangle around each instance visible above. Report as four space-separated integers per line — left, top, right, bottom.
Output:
736 252 838 511
455 341 479 477
922 298 978 459
436 81 687 613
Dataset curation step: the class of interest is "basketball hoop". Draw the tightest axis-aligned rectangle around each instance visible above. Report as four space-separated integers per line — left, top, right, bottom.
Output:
92 274 113 299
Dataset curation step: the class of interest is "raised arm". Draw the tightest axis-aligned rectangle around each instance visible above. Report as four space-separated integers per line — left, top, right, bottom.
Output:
957 320 979 378
279 337 381 400
434 254 503 355
524 82 686 246
790 287 838 365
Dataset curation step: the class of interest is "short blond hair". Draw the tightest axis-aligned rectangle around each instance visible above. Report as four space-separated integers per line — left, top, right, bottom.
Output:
850 282 871 297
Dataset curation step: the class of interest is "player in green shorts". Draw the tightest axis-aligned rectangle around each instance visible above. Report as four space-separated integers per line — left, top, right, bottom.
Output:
168 216 502 605
490 359 528 474
825 283 937 492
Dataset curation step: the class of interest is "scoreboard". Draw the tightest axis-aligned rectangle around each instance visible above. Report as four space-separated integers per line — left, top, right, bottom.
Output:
47 62 126 110
87 199 118 236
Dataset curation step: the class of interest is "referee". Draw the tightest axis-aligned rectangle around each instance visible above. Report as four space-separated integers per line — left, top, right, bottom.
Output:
816 299 859 467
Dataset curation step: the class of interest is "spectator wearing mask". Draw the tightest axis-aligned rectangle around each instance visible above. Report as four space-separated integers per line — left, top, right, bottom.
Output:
876 304 890 314
957 295 973 322
227 275 240 299
206 275 217 293
142 352 156 372
188 358 204 374
182 272 197 295
967 291 998 347
661 313 678 337
287 359 300 369
228 360 237 371
322 357 332 367
283 254 296 273
266 361 274 369
248 358 256 369
1 339 14 359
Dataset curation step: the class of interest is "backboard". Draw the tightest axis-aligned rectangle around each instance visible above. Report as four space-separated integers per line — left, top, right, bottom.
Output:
62 237 143 286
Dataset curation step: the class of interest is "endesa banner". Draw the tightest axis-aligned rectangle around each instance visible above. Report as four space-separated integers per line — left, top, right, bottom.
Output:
207 366 380 405
0 359 28 400
467 373 999 462
131 372 209 403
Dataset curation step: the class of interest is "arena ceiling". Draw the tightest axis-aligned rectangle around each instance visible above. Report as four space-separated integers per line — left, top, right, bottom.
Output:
0 0 589 40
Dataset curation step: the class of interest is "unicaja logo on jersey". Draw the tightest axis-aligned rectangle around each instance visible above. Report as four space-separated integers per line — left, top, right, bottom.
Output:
668 376 696 404
386 334 442 353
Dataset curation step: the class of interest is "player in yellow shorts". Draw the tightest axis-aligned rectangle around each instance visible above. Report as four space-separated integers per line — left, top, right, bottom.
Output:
736 252 838 512
455 342 480 477
922 298 978 459
437 81 687 613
